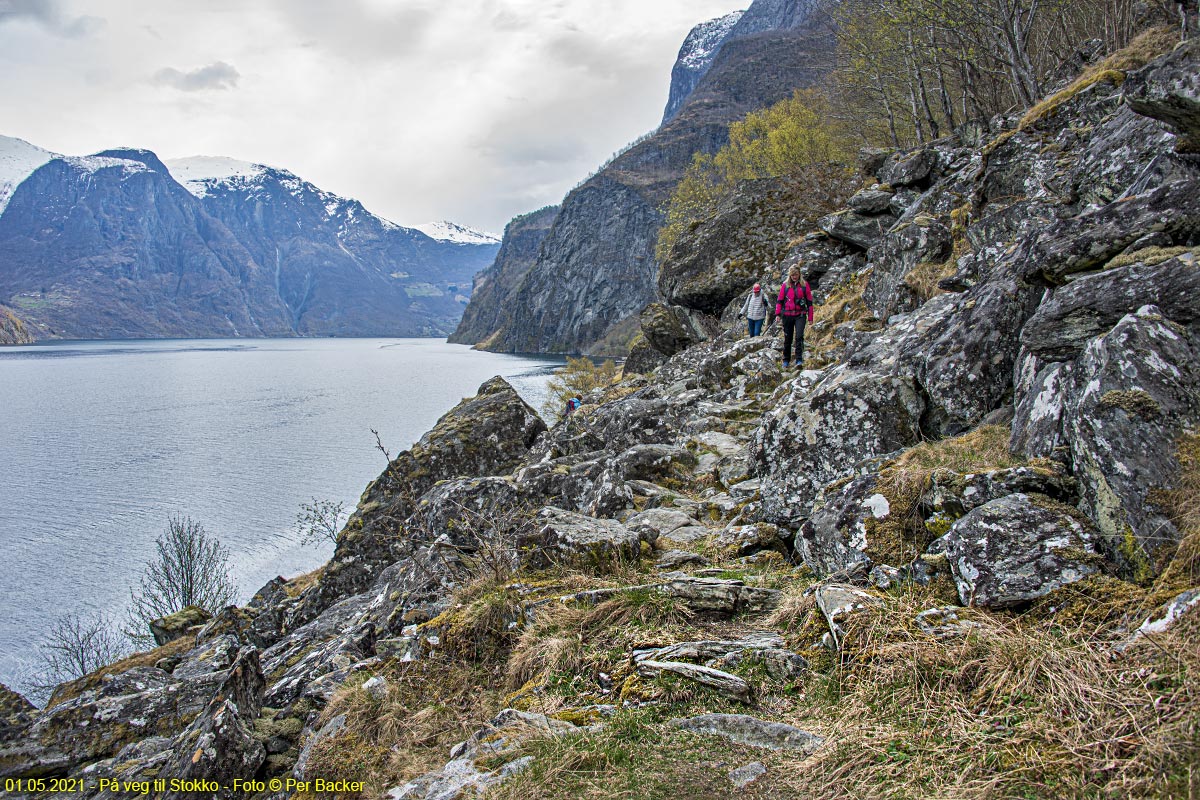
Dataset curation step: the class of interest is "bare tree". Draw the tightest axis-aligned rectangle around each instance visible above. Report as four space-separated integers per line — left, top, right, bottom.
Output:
294 498 346 546
23 612 127 705
125 516 237 646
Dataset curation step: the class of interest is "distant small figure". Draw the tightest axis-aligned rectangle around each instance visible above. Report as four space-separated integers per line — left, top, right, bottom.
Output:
564 394 583 416
1181 0 1195 40
775 264 815 369
738 283 769 337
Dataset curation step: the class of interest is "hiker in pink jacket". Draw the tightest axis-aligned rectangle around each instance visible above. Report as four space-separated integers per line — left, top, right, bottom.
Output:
775 264 815 369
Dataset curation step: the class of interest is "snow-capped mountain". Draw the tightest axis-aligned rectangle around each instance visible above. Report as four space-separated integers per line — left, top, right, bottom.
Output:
0 137 57 215
413 220 501 246
0 136 500 340
662 10 744 123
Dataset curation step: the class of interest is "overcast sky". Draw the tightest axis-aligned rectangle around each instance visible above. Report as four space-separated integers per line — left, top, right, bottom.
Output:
0 0 747 233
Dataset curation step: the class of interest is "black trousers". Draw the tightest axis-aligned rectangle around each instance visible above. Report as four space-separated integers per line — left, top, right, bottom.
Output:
781 315 807 364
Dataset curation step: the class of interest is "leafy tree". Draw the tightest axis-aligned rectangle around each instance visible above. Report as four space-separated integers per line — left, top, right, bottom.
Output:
657 89 853 262
125 516 237 646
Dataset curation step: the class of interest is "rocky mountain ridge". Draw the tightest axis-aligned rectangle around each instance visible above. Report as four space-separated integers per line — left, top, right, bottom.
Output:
0 138 499 341
2 31 1199 800
452 0 835 356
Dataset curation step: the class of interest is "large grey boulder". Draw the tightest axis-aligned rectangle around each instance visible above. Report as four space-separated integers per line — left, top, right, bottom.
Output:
1124 38 1200 151
878 146 940 188
1062 307 1200 578
862 217 952 320
932 494 1102 608
796 475 883 578
0 639 262 781
520 507 643 570
818 209 897 251
847 188 895 214
639 303 716 357
1021 251 1200 360
1019 180 1200 284
753 367 925 524
297 377 546 622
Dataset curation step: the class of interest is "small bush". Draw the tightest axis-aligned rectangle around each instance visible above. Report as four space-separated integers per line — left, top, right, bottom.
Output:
22 612 128 705
124 516 237 646
543 357 619 421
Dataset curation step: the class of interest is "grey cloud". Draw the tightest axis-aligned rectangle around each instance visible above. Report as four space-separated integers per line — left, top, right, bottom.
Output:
268 0 435 62
152 61 240 92
0 0 104 38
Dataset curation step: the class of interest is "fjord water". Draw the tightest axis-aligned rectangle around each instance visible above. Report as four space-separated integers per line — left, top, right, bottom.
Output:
0 338 561 690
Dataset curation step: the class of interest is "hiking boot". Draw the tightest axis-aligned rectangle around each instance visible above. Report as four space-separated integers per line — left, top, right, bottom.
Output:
782 360 790 369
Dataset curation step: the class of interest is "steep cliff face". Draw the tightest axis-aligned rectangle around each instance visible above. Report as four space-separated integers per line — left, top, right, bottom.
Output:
661 10 744 124
457 0 835 355
448 205 558 346
0 141 499 340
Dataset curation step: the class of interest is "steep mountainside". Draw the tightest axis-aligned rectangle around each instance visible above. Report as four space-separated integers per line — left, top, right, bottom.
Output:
447 205 558 347
4 37 1199 799
0 139 499 340
661 10 744 124
453 0 835 355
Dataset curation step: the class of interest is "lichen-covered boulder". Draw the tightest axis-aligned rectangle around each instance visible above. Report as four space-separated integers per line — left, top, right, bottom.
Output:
1019 180 1200 284
0 684 34 736
0 636 258 780
1061 307 1200 579
150 605 212 646
639 303 715 357
878 146 940 188
847 188 895 214
1011 354 1074 458
862 217 952 320
753 367 925 524
520 507 643 570
624 334 668 375
818 209 897 251
85 648 266 800
1124 38 1200 151
931 493 1102 608
924 464 1078 518
298 377 545 622
1021 251 1200 361
796 475 882 577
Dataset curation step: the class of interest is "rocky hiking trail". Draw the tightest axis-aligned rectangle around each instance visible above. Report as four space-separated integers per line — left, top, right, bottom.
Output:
3 33 1200 800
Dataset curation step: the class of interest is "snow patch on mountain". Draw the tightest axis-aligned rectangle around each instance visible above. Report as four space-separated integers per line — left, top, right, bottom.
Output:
414 220 501 245
164 156 272 198
680 10 744 70
0 135 55 216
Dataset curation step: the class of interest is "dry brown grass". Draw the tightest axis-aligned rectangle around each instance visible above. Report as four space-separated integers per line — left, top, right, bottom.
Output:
504 587 697 706
806 271 880 368
1156 431 1200 590
304 657 505 798
903 259 958 303
856 425 1031 566
776 587 1200 799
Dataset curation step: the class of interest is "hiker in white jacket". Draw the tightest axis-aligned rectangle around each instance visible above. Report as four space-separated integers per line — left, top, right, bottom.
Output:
738 283 769 337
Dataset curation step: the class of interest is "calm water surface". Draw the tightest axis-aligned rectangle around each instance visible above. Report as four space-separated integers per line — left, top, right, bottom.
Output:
0 338 561 690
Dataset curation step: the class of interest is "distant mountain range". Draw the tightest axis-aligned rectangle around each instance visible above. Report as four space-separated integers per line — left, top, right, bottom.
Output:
0 137 499 342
